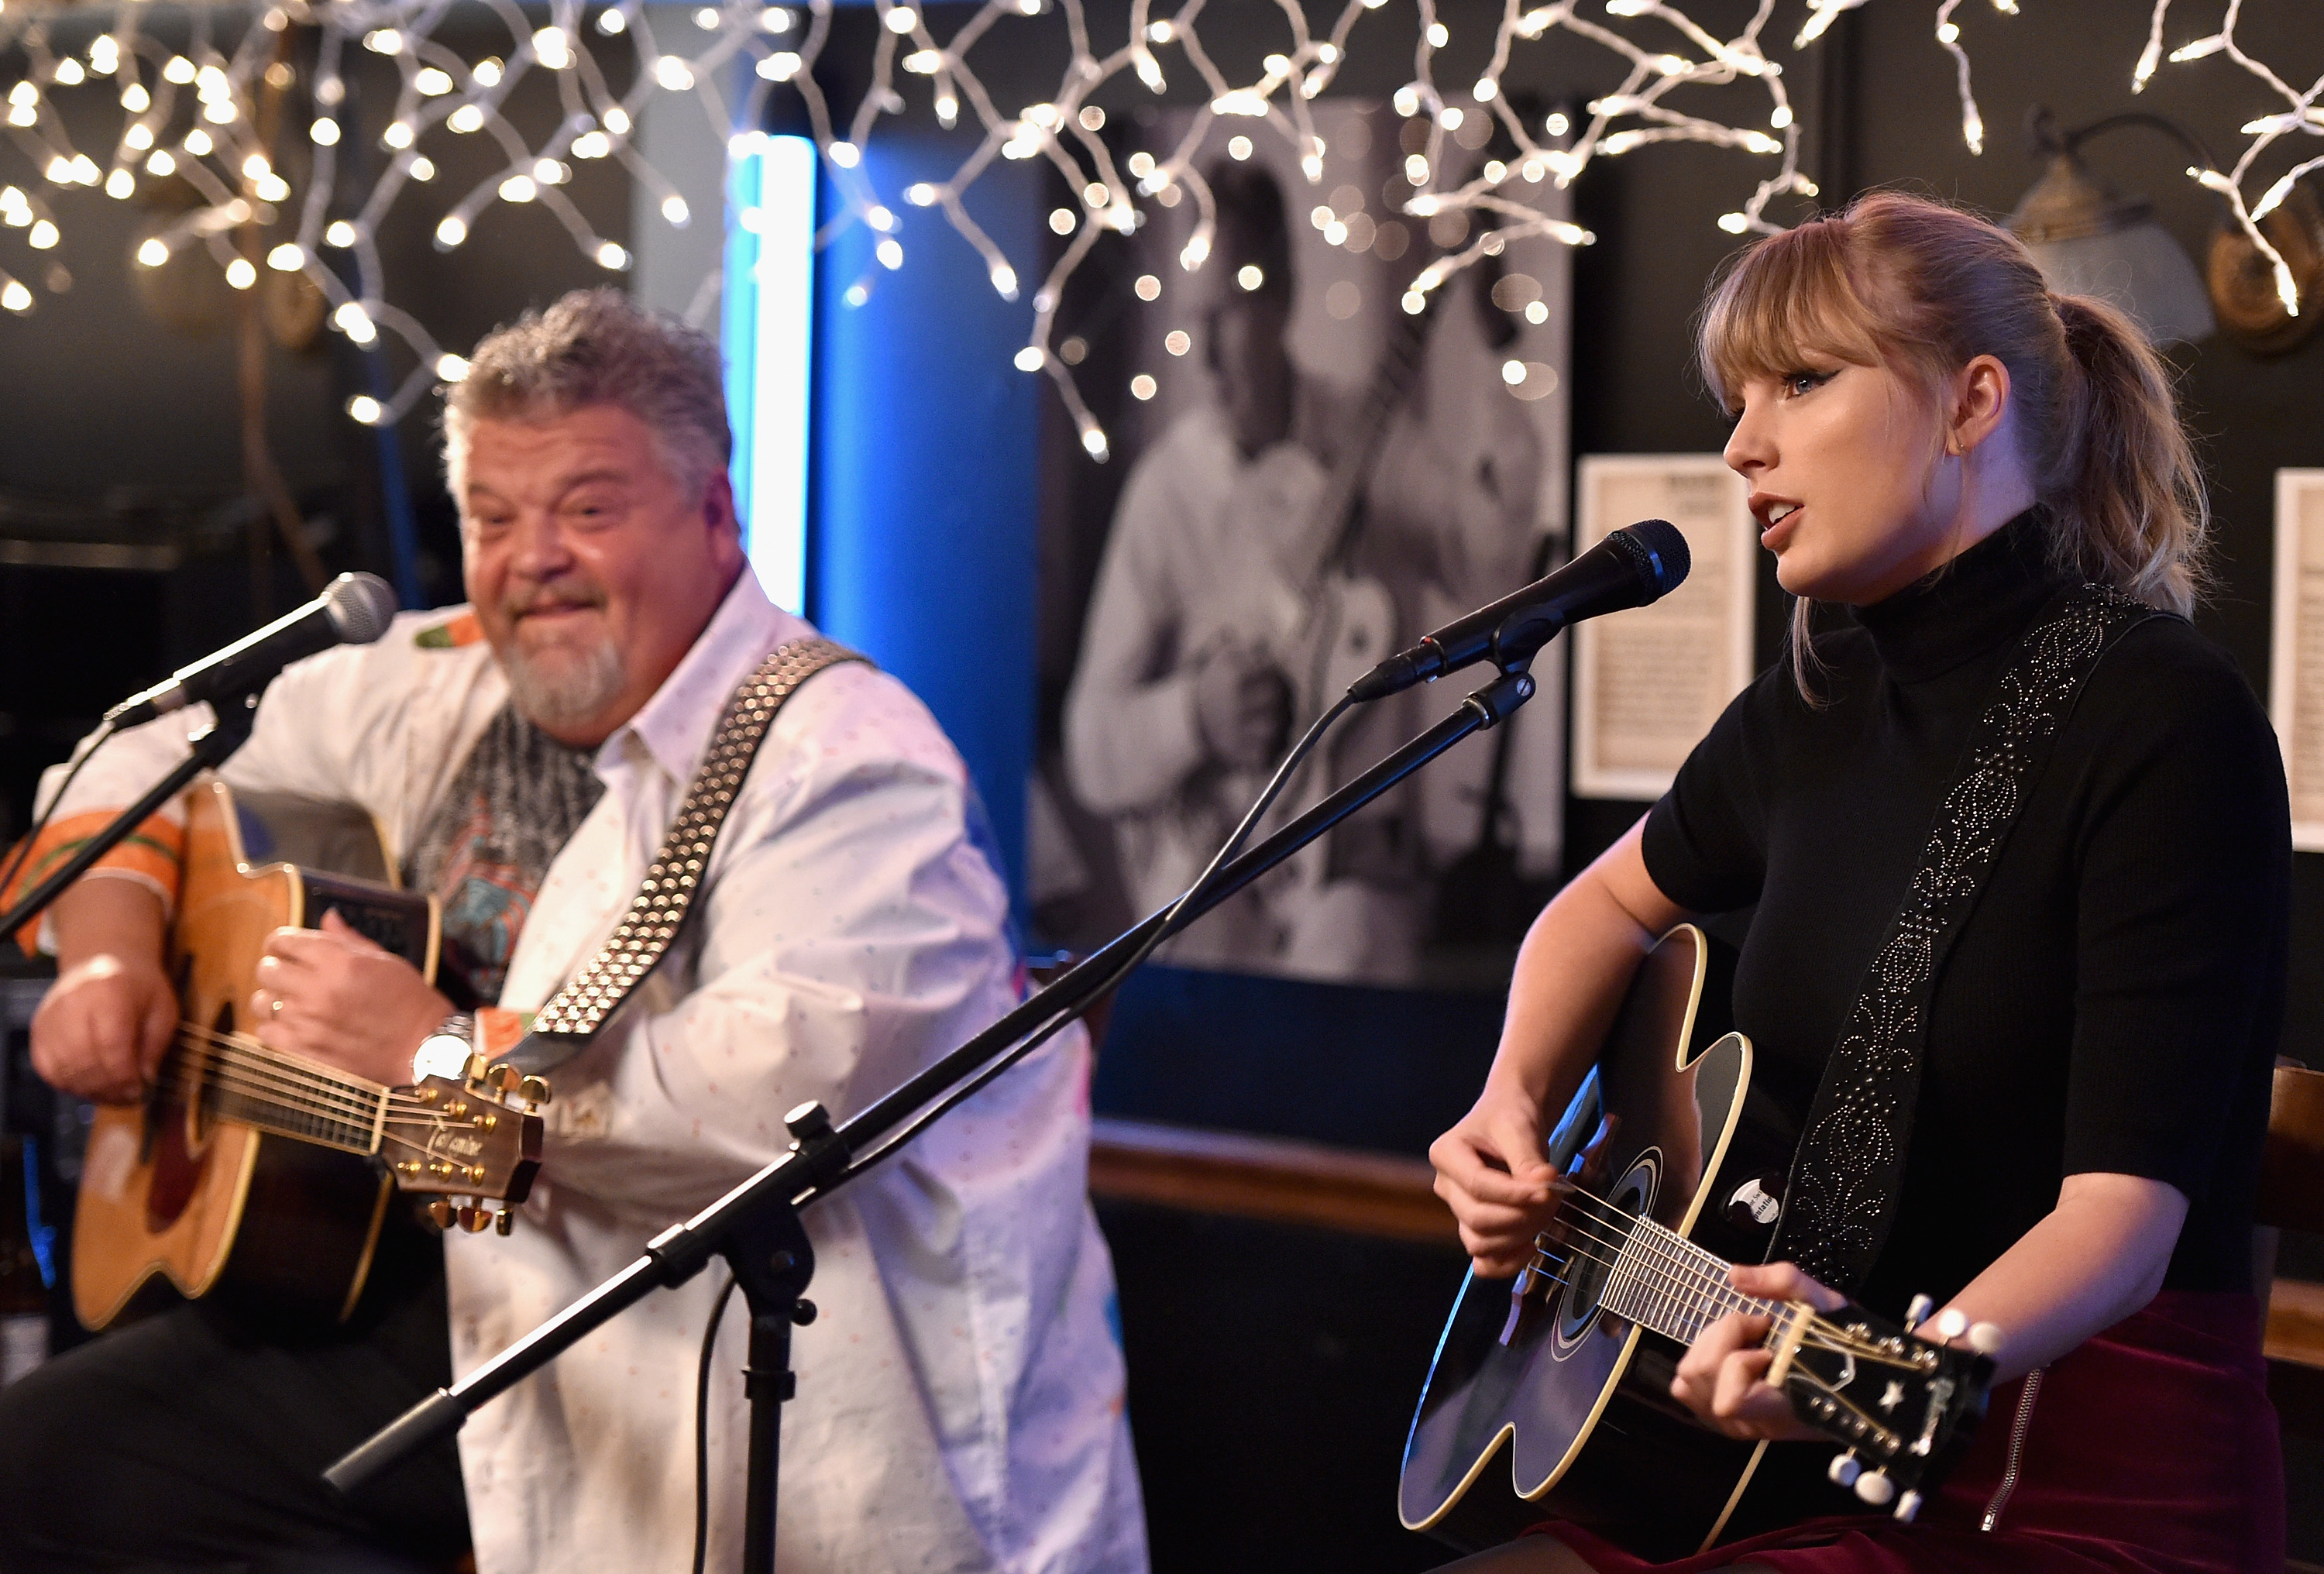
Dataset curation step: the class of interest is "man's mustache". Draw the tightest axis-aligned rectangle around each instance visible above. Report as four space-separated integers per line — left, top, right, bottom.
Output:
505 584 609 620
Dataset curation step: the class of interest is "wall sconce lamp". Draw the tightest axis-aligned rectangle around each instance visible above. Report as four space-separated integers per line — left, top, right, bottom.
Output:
2005 105 2323 355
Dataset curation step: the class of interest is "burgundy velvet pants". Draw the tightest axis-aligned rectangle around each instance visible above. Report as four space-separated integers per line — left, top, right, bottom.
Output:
1542 1292 2284 1574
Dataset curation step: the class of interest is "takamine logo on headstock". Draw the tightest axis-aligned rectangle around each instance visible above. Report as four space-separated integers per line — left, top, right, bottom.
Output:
383 1058 548 1237
1767 1294 1999 1520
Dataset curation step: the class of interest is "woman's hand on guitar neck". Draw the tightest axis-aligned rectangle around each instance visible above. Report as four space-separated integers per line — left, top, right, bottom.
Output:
250 909 453 1088
1670 1261 1848 1442
32 877 179 1105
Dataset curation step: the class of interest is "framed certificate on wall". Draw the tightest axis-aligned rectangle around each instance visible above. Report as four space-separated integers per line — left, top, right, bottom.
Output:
1571 454 1758 801
2271 469 2324 852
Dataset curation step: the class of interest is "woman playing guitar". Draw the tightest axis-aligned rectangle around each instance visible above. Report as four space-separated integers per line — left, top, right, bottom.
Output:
1428 191 2288 1572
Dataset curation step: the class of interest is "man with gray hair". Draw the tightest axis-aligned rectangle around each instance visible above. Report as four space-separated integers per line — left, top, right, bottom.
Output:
0 289 1147 1574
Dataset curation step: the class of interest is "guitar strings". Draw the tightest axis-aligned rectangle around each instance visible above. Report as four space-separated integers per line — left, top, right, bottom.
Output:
163 1025 509 1156
1514 1186 1932 1374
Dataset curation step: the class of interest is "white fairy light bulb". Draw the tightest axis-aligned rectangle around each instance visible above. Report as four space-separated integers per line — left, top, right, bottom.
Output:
27 219 56 248
346 395 383 424
990 263 1018 298
121 84 150 112
105 168 133 198
1080 424 1109 460
184 129 212 156
225 256 256 289
415 67 453 95
267 243 304 270
203 99 236 125
662 194 690 226
473 58 505 87
136 236 168 266
1 280 30 313
877 238 903 269
1129 374 1156 400
886 5 919 31
325 220 358 248
333 301 377 342
572 130 610 158
53 59 84 85
758 53 801 81
383 121 414 149
596 240 631 270
500 174 537 202
1014 346 1044 371
43 155 70 183
311 118 340 145
363 29 403 53
694 5 721 26
436 353 469 380
532 28 573 69
829 142 861 168
1718 211 1748 232
146 149 176 176
435 215 468 247
1236 263 1263 291
599 7 628 33
448 104 483 133
654 57 694 91
1426 22 1449 46
409 156 437 181
163 57 195 84
125 123 153 149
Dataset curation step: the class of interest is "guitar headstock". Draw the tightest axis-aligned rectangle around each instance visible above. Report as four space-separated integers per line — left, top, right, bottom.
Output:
381 1061 548 1235
1770 1296 1997 1520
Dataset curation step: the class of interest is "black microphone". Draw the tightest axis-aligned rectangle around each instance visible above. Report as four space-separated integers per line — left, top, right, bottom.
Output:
105 572 400 729
1349 519 1690 702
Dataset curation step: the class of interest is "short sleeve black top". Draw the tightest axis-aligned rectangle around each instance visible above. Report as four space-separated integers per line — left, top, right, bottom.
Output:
1641 513 2289 1316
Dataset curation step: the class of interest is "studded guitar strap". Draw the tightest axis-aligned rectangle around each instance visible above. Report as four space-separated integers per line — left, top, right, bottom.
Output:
1769 582 2158 1294
503 636 868 1074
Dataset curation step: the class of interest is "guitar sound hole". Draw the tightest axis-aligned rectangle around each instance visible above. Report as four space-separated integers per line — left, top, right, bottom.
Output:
1554 1163 1654 1347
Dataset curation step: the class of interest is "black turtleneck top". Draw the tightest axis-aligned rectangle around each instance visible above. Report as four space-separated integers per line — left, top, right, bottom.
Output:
1642 514 2289 1315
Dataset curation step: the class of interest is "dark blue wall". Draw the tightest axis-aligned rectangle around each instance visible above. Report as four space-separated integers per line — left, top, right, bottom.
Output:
810 143 1046 909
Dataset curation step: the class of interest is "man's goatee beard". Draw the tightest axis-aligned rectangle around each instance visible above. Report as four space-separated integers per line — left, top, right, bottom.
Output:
501 639 627 735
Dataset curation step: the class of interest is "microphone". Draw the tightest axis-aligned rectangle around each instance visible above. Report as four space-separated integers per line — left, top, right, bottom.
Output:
1349 519 1690 701
105 572 399 729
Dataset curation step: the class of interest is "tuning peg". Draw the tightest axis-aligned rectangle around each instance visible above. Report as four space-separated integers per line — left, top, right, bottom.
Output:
495 1208 514 1236
426 1200 456 1230
1894 1490 1923 1524
1967 1321 2003 1355
1827 1451 1862 1488
1904 1294 1934 1328
458 1205 492 1232
519 1075 552 1107
1854 1469 1896 1507
1931 1308 1968 1342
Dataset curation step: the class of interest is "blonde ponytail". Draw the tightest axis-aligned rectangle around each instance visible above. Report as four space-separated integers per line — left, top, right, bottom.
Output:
2047 292 2208 617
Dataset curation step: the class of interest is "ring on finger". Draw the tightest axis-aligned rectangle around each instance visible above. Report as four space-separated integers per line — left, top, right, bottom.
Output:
269 995 285 1016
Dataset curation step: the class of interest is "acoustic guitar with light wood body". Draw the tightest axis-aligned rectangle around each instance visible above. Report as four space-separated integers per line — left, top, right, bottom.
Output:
72 778 544 1331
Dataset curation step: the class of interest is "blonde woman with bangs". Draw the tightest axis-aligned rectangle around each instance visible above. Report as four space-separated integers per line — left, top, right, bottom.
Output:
1428 191 2288 1572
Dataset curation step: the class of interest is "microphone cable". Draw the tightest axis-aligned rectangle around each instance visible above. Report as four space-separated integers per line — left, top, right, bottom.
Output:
0 719 117 919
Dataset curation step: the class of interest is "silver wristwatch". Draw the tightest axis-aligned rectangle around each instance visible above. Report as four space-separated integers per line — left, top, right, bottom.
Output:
412 1012 477 1082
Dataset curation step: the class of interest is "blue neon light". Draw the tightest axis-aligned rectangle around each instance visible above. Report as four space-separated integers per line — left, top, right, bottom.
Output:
721 135 816 615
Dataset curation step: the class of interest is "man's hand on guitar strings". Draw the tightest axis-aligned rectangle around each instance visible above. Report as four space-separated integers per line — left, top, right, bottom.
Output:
251 909 452 1087
29 878 178 1106
1429 1082 1566 1277
1670 1261 1848 1442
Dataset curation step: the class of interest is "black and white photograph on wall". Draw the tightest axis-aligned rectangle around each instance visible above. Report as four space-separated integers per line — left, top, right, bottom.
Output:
1029 95 1575 990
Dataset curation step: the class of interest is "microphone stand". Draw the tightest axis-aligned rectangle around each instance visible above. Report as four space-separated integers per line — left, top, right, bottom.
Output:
328 664 1541 1573
0 696 260 946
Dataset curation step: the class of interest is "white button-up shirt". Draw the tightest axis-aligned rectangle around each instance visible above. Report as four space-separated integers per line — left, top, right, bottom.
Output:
43 571 1148 1574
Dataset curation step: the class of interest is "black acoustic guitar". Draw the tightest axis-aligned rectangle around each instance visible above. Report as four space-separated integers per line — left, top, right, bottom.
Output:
1400 926 1997 1559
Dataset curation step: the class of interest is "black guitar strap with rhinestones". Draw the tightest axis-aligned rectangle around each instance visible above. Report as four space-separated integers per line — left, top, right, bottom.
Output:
1769 583 2159 1294
502 636 868 1074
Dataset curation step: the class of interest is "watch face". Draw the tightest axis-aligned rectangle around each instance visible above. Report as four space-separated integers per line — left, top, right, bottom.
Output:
412 1031 474 1084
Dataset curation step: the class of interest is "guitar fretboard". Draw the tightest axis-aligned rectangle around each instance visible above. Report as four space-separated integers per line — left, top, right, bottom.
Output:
171 1033 387 1158
1599 1211 1786 1347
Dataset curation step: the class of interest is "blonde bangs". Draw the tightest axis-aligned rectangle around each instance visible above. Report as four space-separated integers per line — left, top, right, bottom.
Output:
1697 219 1887 410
